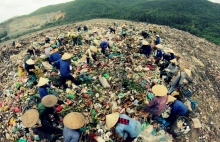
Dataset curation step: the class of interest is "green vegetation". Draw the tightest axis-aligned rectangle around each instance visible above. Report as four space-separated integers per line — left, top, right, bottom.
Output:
2 0 220 45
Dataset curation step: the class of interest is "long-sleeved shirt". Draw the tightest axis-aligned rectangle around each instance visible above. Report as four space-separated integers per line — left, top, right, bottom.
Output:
155 37 160 45
44 47 53 57
63 126 80 142
170 100 188 116
100 41 109 49
49 52 61 62
167 63 178 76
156 49 163 58
170 72 193 88
144 95 167 116
53 59 71 77
38 84 50 98
115 114 141 139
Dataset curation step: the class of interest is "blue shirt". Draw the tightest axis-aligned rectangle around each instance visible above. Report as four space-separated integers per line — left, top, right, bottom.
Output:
156 49 163 58
155 37 160 45
53 59 71 77
63 126 80 142
49 52 61 62
115 114 141 138
100 41 109 49
171 100 188 116
38 84 50 98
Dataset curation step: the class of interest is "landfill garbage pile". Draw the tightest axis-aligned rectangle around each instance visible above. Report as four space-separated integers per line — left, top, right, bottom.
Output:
0 20 219 142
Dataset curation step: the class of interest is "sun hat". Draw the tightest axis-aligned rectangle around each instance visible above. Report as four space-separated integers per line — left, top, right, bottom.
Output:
93 40 100 45
21 109 39 128
37 77 49 87
139 37 144 40
26 59 35 65
184 69 192 77
41 95 58 107
42 44 50 49
90 46 98 53
167 49 175 54
106 112 120 128
63 112 85 129
62 53 73 60
155 44 163 49
142 40 149 45
170 59 177 64
152 85 168 96
29 46 33 50
167 95 177 103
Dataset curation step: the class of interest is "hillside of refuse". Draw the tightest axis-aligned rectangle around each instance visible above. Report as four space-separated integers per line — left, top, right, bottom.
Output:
0 19 220 142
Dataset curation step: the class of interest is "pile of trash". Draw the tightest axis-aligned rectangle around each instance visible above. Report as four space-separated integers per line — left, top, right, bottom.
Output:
0 20 219 142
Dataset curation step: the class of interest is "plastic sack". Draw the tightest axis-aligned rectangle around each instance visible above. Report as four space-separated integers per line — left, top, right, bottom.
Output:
98 75 110 88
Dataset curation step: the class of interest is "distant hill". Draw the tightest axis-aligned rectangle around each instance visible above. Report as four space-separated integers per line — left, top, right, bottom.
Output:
0 0 220 45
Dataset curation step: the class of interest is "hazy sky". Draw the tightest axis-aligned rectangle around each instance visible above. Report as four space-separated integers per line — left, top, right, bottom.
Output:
0 0 219 23
0 0 73 23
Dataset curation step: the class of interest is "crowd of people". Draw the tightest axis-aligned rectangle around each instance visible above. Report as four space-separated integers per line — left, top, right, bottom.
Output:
0 22 195 142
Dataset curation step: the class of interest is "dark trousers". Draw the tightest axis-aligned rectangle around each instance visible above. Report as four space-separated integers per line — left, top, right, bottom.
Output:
110 30 115 34
47 57 52 64
159 62 169 71
73 38 77 46
40 107 60 125
62 75 81 89
101 47 106 54
86 54 97 64
124 134 136 142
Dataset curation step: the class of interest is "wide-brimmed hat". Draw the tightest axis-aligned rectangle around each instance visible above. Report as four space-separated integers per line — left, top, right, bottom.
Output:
93 40 100 45
106 112 120 128
170 59 178 64
37 77 49 87
167 95 177 103
155 44 163 49
42 44 50 49
26 59 35 65
139 37 144 40
90 46 98 53
29 46 33 50
152 85 168 96
62 53 73 60
167 49 175 54
63 112 85 129
21 109 39 128
142 41 149 45
41 95 58 107
184 69 192 77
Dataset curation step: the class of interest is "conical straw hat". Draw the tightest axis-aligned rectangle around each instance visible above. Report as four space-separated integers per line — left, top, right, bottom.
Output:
37 77 49 87
93 40 100 46
152 85 168 96
167 95 177 103
90 46 98 53
156 35 160 37
184 69 192 77
63 112 85 129
170 59 177 64
41 95 58 107
62 53 73 60
106 112 120 128
21 109 39 128
156 44 163 49
142 40 149 45
26 59 35 65
167 49 175 54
